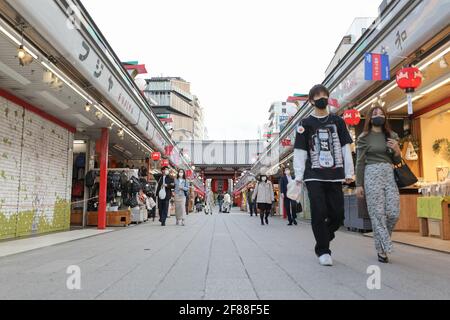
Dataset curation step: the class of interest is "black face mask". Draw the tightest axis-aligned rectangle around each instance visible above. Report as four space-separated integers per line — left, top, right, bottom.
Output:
372 116 386 127
314 98 328 109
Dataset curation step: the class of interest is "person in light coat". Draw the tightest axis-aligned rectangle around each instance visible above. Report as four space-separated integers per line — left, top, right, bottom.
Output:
174 169 190 226
252 175 274 225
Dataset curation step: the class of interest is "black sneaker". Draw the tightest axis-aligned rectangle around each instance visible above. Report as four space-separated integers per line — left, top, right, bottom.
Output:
293 220 298 225
265 218 269 225
287 223 293 226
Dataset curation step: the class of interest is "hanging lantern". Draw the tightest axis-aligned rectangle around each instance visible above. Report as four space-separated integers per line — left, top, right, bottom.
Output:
396 66 423 115
165 145 174 156
186 170 193 179
281 139 292 147
343 109 361 126
151 152 161 161
160 159 170 167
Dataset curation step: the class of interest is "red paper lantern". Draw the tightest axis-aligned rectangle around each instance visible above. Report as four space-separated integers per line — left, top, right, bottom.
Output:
151 152 161 161
343 109 361 126
165 145 174 156
160 159 169 167
185 170 193 179
281 139 291 147
396 66 423 92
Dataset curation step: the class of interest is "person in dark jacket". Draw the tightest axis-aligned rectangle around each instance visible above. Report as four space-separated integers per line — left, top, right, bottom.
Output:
217 192 224 213
156 166 175 226
279 167 301 226
247 187 256 217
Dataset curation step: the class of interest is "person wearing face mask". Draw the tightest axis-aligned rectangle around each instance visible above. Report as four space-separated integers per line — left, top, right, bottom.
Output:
174 169 190 226
356 106 402 263
293 84 354 266
156 166 175 226
252 174 274 225
279 167 301 226
247 187 256 217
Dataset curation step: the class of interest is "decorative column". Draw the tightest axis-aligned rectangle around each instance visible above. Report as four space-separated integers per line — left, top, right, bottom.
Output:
97 128 109 230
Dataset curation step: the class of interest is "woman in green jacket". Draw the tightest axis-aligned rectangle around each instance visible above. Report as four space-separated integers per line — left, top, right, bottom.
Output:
356 106 402 263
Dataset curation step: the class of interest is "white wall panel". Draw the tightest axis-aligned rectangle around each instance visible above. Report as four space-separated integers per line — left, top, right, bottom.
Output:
0 97 23 239
0 96 72 239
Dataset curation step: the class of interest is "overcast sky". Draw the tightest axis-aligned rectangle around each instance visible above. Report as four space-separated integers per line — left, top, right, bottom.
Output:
82 0 381 140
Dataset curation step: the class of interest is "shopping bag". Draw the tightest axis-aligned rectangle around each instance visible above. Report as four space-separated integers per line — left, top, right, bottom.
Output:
287 180 303 203
158 187 166 200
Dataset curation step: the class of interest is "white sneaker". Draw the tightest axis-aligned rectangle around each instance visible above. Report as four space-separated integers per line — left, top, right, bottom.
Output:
318 254 333 266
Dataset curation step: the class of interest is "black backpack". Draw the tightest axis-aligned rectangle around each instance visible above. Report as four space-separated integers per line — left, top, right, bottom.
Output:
139 166 148 177
85 170 96 188
129 176 141 194
120 171 128 191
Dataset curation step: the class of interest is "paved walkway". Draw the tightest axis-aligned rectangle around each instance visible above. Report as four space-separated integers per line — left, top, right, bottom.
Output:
1 208 450 300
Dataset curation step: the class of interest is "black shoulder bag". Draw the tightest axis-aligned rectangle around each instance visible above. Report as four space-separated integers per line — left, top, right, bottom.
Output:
393 159 418 188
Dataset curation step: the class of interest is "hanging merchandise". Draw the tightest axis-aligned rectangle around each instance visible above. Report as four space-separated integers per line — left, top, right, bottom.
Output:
405 141 419 161
396 66 423 115
85 170 96 188
343 109 361 126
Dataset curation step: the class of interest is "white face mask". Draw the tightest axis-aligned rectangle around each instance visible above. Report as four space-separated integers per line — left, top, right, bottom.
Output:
261 177 267 182
285 170 291 176
164 170 169 175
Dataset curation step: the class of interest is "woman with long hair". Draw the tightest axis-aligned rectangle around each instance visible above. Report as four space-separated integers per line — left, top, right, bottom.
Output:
355 106 402 263
174 169 190 226
252 174 274 225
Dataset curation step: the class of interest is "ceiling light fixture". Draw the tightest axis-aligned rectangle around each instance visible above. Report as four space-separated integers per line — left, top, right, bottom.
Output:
95 110 103 120
439 57 449 69
16 24 33 66
43 69 53 84
84 103 91 112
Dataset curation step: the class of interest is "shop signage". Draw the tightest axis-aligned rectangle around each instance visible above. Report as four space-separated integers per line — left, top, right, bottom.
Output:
7 0 172 151
364 53 390 81
325 0 449 108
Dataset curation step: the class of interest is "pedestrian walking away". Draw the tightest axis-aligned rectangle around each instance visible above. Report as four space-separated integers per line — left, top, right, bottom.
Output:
293 84 355 266
252 174 274 225
279 167 301 226
156 166 175 226
174 169 190 226
356 106 402 264
247 187 257 216
217 192 224 213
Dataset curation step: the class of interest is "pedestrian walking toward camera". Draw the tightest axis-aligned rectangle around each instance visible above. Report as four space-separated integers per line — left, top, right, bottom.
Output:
279 167 301 226
294 84 354 266
156 166 175 226
217 192 224 213
252 174 274 225
174 169 190 226
356 106 402 263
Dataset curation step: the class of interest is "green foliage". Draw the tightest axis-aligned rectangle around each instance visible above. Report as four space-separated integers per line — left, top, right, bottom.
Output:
433 138 450 160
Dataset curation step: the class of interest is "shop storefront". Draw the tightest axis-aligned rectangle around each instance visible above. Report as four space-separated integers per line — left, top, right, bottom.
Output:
247 0 450 248
0 1 196 240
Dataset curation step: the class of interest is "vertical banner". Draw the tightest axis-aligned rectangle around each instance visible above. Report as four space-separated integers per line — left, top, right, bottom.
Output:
365 53 390 81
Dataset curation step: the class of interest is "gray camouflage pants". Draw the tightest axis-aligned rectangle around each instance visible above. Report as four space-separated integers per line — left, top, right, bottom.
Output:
364 163 400 254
